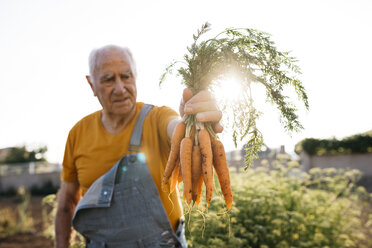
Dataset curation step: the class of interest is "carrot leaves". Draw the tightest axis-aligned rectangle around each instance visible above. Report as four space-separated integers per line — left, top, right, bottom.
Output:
160 23 308 169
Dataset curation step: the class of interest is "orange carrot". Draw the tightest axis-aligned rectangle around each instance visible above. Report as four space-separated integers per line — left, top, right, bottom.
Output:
211 138 233 210
169 159 179 193
198 128 213 207
180 137 193 205
195 175 203 206
178 161 183 183
191 145 203 203
162 121 186 192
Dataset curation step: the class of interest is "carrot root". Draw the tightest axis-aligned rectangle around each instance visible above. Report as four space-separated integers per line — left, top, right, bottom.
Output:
211 138 233 210
161 121 186 192
198 128 213 207
180 137 193 205
191 145 203 203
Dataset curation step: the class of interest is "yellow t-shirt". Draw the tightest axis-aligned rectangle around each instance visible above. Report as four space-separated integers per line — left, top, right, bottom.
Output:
62 102 182 231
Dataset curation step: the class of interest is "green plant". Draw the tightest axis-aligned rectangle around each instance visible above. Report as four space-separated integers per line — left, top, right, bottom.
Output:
295 133 372 156
16 187 34 232
41 194 57 240
0 208 18 238
183 161 372 248
0 187 34 238
160 23 308 168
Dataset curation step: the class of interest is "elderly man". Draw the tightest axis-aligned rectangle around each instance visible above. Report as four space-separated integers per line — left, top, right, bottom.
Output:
55 45 222 248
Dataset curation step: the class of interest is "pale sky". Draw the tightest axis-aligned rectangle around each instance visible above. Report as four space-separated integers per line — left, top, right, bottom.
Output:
0 0 371 163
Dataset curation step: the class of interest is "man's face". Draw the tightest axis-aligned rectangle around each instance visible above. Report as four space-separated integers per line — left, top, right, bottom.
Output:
89 50 137 117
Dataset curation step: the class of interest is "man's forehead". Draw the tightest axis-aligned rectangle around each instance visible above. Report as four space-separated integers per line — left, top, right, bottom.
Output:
98 49 130 65
96 50 132 71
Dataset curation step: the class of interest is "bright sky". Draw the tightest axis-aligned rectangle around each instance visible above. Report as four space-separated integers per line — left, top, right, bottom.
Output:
0 0 371 163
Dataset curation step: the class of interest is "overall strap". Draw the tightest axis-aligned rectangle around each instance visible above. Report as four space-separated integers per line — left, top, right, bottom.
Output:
128 104 154 152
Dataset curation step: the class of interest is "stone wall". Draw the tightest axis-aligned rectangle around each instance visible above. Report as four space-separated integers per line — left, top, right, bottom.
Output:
300 152 372 175
0 171 61 193
300 152 372 191
0 162 61 194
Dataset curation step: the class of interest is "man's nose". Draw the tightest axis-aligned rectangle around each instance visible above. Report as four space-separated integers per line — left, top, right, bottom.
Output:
113 77 126 94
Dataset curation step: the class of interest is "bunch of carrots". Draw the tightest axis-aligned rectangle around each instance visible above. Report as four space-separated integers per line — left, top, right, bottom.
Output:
160 22 308 212
161 104 233 211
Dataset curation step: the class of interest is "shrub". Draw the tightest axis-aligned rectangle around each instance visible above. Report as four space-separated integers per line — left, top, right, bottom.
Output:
39 160 371 248
295 133 372 156
0 186 17 197
31 181 59 196
184 160 371 248
0 187 34 238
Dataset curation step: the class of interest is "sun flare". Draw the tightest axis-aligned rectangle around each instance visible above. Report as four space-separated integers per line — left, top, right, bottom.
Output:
213 77 245 104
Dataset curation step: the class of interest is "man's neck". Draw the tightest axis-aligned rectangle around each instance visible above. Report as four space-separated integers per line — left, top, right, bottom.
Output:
101 107 136 135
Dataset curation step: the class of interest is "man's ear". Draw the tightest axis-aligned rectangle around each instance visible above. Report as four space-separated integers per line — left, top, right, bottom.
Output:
86 75 97 96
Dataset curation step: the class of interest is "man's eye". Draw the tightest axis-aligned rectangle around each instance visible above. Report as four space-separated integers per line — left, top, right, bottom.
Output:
104 77 114 82
121 74 130 80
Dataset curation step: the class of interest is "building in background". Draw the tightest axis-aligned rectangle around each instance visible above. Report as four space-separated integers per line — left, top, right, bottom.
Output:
0 146 61 195
227 144 290 172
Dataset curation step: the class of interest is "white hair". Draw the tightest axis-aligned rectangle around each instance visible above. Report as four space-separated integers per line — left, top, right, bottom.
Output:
88 45 137 81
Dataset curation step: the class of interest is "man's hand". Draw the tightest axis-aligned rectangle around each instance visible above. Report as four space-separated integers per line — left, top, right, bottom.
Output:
179 88 223 133
168 88 223 140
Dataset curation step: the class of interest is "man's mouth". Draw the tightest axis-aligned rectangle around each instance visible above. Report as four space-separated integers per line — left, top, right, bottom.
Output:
113 97 129 103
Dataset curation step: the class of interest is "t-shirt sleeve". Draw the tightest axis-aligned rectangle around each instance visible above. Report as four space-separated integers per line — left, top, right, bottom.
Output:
61 129 78 182
156 106 179 150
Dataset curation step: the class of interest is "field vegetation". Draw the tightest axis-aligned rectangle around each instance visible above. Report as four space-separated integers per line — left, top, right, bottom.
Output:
0 159 371 248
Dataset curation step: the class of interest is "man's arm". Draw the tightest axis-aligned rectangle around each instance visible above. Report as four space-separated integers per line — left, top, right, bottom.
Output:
55 181 81 248
167 118 181 140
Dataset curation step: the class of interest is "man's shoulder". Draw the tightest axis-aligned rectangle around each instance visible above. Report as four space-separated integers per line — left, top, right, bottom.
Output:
69 110 101 133
146 103 178 120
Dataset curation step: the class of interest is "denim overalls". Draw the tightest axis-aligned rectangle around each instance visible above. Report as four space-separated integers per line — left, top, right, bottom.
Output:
72 104 187 248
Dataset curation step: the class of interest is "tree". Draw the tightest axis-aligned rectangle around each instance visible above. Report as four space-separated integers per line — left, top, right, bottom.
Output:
1 145 48 164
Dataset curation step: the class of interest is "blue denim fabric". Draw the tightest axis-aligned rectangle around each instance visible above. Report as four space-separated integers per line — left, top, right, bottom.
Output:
72 104 187 248
73 154 187 248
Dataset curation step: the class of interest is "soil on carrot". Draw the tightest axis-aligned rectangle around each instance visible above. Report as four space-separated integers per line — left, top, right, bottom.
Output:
0 196 54 248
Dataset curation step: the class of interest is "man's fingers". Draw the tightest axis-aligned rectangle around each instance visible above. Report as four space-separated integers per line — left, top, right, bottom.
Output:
212 123 224 133
196 110 222 123
186 90 211 105
180 88 193 116
183 88 193 103
184 101 218 115
180 89 223 133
